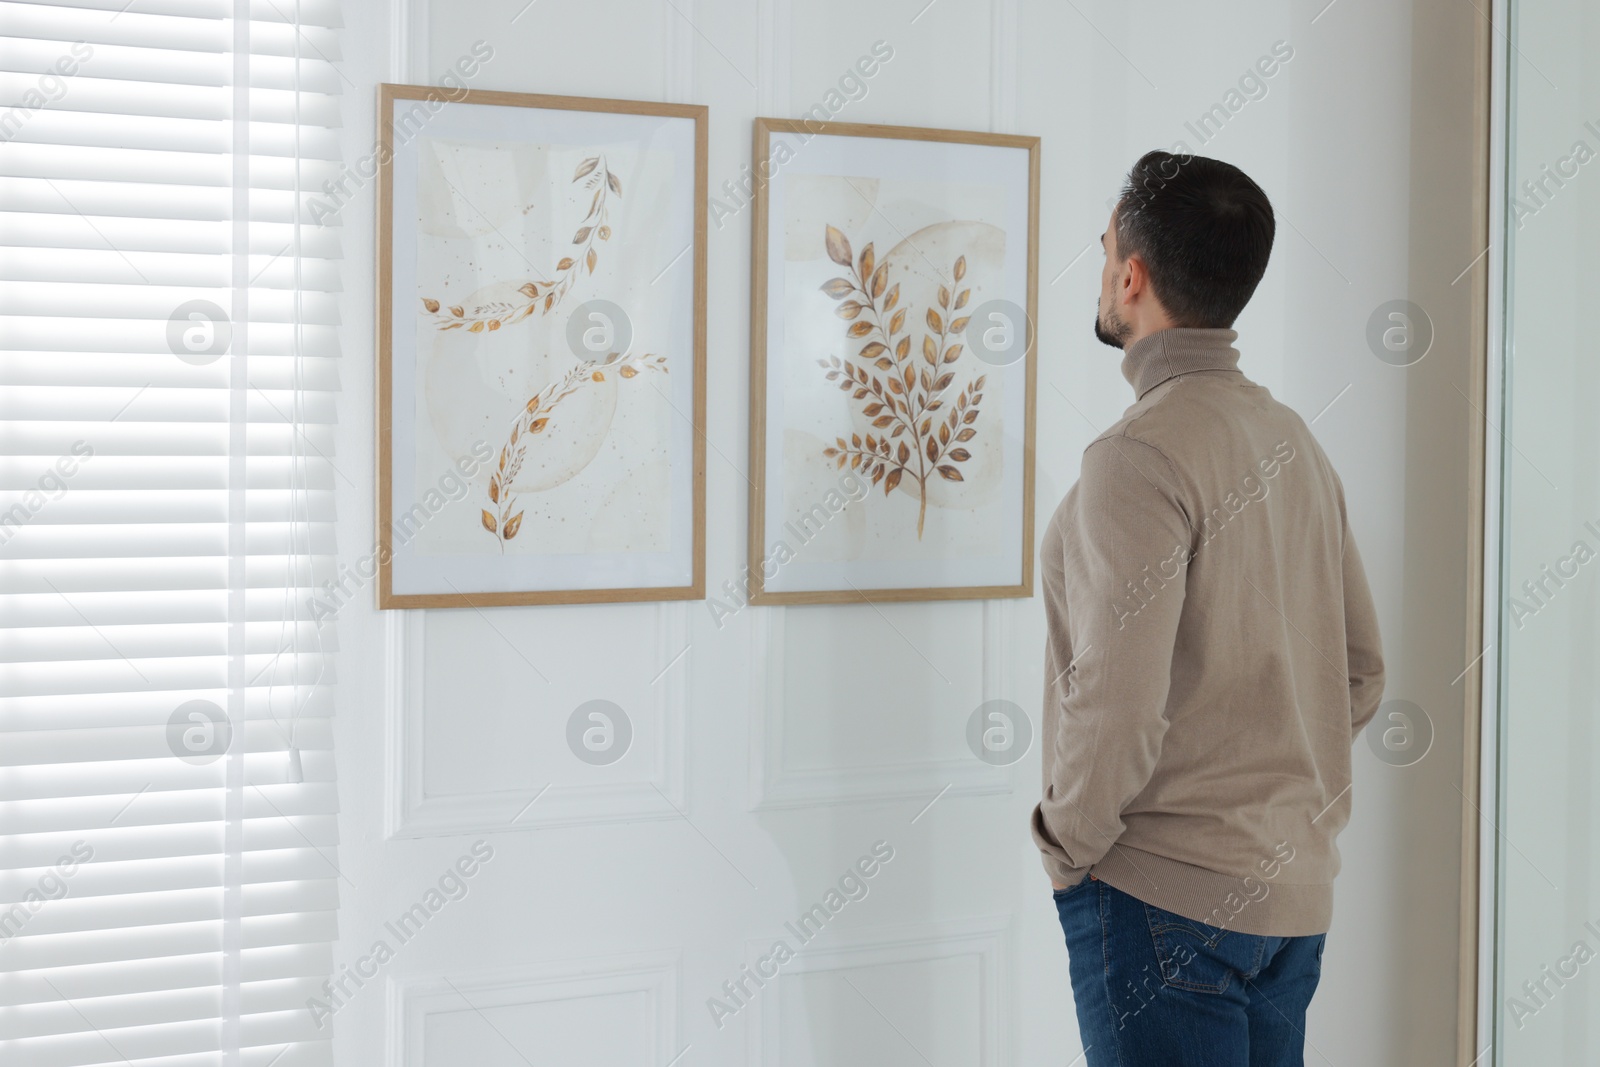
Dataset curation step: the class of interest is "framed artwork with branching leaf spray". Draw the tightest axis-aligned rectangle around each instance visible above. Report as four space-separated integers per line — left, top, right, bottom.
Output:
377 85 705 608
748 118 1038 604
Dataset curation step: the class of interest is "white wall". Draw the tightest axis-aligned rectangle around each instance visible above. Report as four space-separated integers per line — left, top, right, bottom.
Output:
324 1 1480 1063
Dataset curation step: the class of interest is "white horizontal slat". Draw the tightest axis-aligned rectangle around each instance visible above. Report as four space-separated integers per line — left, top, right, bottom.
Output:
0 355 343 393
1 877 340 940
0 75 341 128
0 214 343 260
0 587 339 627
0 176 328 225
0 971 339 1042
0 249 344 291
0 847 340 898
0 4 342 60
0 784 340 840
0 941 333 1007
5 0 343 30
0 557 342 598
10 110 340 160
1 719 337 768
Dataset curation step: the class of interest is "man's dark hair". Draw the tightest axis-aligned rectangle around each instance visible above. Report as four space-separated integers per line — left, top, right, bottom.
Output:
1113 151 1275 329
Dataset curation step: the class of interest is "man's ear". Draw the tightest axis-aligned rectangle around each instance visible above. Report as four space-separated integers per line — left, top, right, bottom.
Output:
1121 254 1151 304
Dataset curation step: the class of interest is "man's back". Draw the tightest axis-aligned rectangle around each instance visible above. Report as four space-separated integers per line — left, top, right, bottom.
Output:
1031 326 1385 937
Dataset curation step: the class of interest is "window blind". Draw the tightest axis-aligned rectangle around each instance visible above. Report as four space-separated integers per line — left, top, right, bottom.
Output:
0 1 343 1064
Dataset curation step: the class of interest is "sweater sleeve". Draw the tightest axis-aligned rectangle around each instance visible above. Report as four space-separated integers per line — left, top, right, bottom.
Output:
1030 434 1192 887
1340 513 1386 736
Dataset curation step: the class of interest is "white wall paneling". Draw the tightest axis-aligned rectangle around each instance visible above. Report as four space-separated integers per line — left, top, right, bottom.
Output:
744 916 1011 1067
384 605 689 837
387 952 680 1067
747 604 1015 810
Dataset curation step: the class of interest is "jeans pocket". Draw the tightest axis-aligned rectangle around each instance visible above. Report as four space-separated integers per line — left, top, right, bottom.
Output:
1144 903 1265 994
1052 875 1091 900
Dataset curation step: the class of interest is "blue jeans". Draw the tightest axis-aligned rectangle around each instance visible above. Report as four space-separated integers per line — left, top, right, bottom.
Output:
1053 875 1326 1066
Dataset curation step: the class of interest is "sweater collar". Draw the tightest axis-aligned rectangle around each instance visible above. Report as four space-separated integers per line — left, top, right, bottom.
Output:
1120 327 1242 398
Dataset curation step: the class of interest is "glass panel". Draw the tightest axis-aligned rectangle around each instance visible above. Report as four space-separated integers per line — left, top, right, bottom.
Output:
1495 0 1600 1062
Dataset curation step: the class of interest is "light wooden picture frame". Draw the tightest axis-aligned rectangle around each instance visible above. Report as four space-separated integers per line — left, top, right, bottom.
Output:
748 117 1039 605
376 85 706 608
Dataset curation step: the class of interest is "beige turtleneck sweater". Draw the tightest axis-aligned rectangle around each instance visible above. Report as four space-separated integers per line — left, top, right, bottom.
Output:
1031 327 1385 937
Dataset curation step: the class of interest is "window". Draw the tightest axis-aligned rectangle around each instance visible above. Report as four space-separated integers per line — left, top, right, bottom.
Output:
1 1 342 1063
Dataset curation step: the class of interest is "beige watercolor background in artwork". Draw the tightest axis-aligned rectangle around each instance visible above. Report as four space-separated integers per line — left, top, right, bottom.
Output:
409 136 679 556
780 173 1010 562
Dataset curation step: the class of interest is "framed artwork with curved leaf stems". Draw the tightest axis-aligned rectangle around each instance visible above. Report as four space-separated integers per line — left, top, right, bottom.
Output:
747 117 1039 604
376 85 705 608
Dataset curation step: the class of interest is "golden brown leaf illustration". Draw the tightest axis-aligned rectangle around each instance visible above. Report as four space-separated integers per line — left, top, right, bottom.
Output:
557 257 575 271
825 225 853 267
518 283 538 298
586 248 597 273
451 306 464 317
574 226 592 244
813 223 989 538
607 171 622 196
575 157 600 179
469 321 485 333
422 297 440 313
482 351 666 550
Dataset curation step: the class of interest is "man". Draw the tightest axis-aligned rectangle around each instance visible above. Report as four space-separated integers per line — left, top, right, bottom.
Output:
1032 150 1386 1065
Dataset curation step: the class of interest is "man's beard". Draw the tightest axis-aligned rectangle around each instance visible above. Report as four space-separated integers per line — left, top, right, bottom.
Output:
1095 297 1131 349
